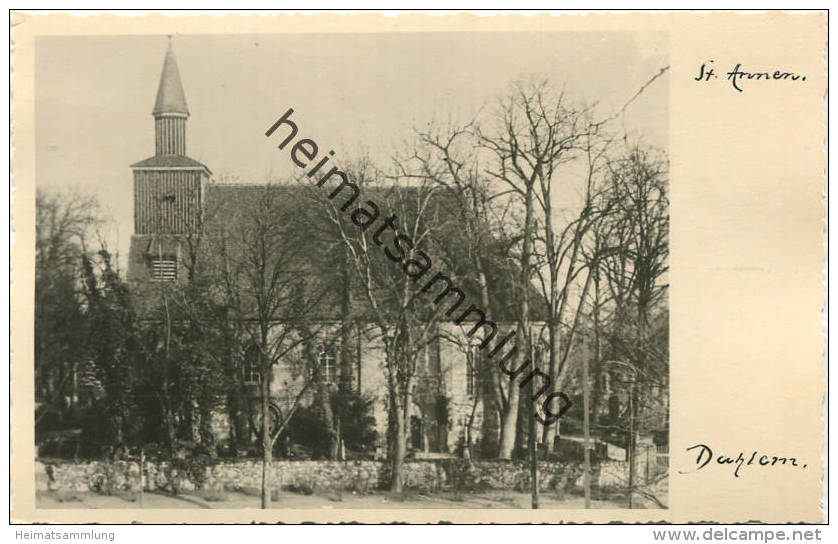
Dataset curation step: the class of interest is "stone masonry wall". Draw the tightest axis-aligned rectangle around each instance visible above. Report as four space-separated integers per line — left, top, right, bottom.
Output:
37 459 599 495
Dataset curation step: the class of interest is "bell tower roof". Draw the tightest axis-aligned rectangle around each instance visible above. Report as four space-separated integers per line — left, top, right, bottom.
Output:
152 39 189 116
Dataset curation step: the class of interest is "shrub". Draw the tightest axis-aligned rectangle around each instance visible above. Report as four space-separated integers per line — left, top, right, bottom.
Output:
332 391 379 454
183 454 213 490
448 459 473 491
284 391 378 459
166 449 215 491
88 472 107 494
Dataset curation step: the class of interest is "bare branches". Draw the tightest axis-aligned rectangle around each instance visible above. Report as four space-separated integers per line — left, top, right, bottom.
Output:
36 189 103 276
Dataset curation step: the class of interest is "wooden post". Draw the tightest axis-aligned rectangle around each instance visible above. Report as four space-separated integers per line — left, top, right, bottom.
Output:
582 350 591 509
138 448 145 508
628 380 635 509
528 327 539 509
586 266 601 509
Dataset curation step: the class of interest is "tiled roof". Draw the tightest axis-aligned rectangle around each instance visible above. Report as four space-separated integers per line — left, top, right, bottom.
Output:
201 183 547 322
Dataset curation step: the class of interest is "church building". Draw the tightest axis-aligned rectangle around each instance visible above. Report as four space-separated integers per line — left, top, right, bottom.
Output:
127 43 545 459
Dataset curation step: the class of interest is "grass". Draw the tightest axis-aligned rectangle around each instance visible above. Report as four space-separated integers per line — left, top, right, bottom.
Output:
53 490 80 503
111 488 138 502
198 489 229 502
223 485 281 502
235 485 261 497
37 487 637 509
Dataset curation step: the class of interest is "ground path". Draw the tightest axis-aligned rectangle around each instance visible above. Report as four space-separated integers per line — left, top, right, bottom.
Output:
37 489 630 509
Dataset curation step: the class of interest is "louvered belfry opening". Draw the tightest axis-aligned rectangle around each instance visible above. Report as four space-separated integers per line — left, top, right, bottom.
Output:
150 255 178 281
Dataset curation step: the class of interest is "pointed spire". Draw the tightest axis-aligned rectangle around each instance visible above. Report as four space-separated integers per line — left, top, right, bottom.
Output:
153 38 189 116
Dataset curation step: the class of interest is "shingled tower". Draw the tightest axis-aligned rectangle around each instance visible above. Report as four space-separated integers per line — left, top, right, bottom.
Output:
128 40 211 282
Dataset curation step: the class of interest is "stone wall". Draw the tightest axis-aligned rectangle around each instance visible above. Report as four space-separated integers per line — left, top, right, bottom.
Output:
36 458 593 495
596 461 631 490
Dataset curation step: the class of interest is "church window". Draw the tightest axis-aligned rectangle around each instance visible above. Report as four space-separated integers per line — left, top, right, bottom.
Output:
317 344 337 384
150 255 177 281
243 361 261 384
243 345 261 384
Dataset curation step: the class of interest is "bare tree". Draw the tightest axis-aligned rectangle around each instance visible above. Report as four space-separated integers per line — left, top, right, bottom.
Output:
591 144 669 507
35 190 102 431
313 157 448 492
204 183 331 508
408 119 509 458
479 80 600 459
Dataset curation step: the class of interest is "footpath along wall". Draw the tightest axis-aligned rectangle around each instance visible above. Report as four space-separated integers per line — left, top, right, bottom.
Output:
35 458 634 495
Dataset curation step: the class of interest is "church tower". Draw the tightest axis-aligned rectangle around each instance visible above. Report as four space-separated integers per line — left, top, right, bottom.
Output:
128 40 211 282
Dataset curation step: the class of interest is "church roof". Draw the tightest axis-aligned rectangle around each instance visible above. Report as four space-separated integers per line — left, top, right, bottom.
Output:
131 154 211 173
199 183 547 323
152 43 190 116
129 181 547 323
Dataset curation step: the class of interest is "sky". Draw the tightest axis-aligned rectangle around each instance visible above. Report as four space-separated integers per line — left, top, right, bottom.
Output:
35 32 668 268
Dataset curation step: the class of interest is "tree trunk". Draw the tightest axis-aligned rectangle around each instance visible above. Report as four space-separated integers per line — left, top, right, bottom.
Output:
160 394 178 495
160 387 177 456
189 397 200 444
115 413 125 448
542 318 560 452
390 400 407 493
528 364 539 509
582 333 592 509
260 363 272 509
480 372 501 458
543 202 587 451
590 269 603 429
498 328 526 458
498 184 534 459
160 284 177 463
628 294 647 509
199 394 217 457
465 382 478 462
475 265 499 457
384 341 411 493
339 249 354 392
320 385 339 459
627 383 637 509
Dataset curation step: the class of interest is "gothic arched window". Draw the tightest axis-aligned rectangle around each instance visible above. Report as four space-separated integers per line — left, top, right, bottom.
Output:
243 344 261 384
317 344 337 385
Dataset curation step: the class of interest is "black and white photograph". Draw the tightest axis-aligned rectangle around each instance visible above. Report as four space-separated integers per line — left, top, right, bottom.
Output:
32 30 669 511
